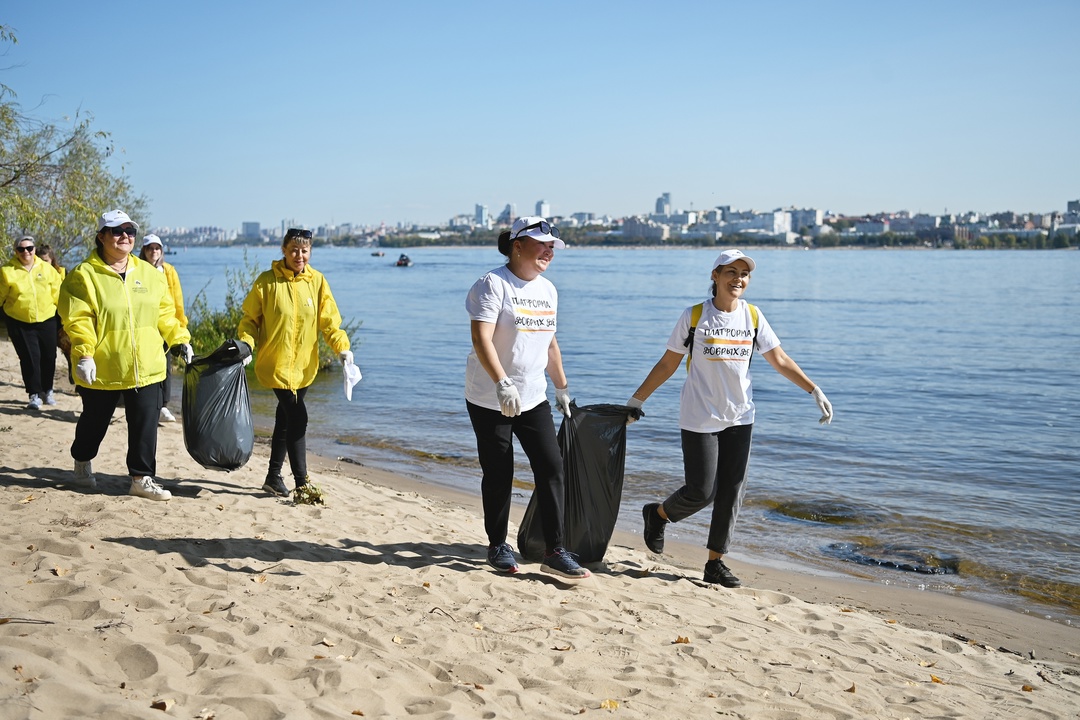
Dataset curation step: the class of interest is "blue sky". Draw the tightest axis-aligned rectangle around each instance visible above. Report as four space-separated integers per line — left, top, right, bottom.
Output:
4 1 1077 230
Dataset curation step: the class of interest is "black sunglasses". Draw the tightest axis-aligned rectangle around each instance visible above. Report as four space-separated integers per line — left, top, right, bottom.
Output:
285 228 313 239
108 226 137 237
16 245 35 253
512 220 561 241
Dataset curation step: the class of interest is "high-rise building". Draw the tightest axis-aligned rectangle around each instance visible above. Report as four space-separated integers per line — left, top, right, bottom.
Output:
655 193 671 216
536 200 551 218
475 204 490 227
241 222 260 240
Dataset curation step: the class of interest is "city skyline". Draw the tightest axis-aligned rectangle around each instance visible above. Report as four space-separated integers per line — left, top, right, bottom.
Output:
4 1 1078 230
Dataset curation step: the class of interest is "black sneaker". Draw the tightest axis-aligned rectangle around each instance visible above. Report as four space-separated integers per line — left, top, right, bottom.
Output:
295 474 309 489
541 547 591 580
262 475 289 497
642 503 667 554
486 542 519 573
703 558 742 588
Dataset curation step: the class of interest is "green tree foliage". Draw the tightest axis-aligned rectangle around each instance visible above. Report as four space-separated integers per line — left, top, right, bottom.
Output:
0 26 146 266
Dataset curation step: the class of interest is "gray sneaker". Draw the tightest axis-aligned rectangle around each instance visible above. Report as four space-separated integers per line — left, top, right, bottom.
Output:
71 460 98 490
130 476 172 501
541 548 591 581
44 390 57 406
27 394 42 410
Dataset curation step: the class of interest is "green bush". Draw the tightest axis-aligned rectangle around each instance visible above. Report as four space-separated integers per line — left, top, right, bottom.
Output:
185 252 361 370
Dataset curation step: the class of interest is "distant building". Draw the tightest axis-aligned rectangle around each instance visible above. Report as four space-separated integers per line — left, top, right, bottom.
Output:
475 204 490 228
623 216 670 240
789 208 824 233
496 203 516 225
655 192 672 216
1067 200 1080 214
536 200 551 218
241 222 261 240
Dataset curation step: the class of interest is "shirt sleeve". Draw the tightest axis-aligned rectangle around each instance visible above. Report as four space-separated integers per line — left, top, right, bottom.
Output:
753 307 781 354
664 306 694 355
465 273 504 323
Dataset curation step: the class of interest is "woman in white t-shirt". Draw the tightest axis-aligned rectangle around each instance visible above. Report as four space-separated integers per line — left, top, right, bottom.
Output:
626 249 833 588
465 216 590 582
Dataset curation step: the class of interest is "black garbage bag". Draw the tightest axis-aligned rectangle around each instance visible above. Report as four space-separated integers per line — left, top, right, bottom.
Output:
517 401 641 563
182 339 253 471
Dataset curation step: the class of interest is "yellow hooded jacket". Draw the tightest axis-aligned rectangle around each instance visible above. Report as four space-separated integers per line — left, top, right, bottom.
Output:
0 254 62 324
161 261 188 328
238 259 349 391
59 251 191 390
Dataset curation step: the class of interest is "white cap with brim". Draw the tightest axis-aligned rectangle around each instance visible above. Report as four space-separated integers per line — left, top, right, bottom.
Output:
712 248 756 272
142 234 163 248
97 209 139 232
510 215 565 249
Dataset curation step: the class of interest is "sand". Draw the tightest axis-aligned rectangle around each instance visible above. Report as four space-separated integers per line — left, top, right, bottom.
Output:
1 339 1078 719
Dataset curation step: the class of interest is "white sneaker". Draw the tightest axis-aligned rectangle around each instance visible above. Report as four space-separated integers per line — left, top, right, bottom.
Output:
71 460 98 490
130 476 172 501
159 407 176 423
27 394 42 410
44 390 57 406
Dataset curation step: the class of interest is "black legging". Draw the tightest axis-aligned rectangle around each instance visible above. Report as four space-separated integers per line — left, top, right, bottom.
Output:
5 316 56 398
268 387 308 481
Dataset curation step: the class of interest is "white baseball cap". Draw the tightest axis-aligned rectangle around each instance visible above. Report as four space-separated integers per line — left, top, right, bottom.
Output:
712 248 756 272
97 209 139 231
509 215 565 248
142 234 163 248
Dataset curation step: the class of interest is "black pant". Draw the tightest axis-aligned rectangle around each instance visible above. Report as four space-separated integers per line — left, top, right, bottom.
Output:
269 387 308 482
71 383 164 477
467 400 565 553
5 316 56 397
161 342 173 410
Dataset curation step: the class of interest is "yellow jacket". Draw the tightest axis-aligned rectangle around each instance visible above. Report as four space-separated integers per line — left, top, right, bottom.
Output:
161 262 188 328
59 251 191 390
0 255 62 323
238 259 349 391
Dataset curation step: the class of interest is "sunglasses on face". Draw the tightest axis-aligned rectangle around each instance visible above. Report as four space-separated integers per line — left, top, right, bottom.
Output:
109 226 137 237
513 220 560 240
16 246 35 253
285 229 313 240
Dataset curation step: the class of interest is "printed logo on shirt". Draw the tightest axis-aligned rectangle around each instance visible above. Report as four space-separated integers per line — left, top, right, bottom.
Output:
700 327 753 361
131 279 149 294
510 295 556 332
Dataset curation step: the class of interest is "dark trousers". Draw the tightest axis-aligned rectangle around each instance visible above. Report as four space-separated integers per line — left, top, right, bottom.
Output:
71 383 164 477
161 342 173 410
5 316 56 397
467 400 565 553
662 424 754 555
269 387 308 482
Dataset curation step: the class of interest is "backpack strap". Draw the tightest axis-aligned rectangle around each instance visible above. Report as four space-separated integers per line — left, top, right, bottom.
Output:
685 302 759 372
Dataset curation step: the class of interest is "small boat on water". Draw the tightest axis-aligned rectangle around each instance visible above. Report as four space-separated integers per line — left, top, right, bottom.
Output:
371 250 385 257
395 253 413 267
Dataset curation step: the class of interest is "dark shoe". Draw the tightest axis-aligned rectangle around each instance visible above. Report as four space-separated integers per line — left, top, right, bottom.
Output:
486 543 519 573
262 475 288 497
541 548 591 580
703 558 742 588
295 474 309 490
642 503 666 554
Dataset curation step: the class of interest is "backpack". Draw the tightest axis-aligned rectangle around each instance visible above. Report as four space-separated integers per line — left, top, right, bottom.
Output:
683 301 759 372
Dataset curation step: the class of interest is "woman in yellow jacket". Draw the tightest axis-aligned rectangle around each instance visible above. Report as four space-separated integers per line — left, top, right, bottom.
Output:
1 235 63 410
139 234 189 423
59 210 193 500
238 228 352 498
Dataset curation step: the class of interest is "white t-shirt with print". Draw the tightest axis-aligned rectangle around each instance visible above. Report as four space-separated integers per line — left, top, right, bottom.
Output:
465 265 558 412
665 298 781 432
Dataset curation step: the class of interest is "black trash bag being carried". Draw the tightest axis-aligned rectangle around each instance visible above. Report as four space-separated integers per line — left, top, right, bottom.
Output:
182 339 253 471
517 401 640 563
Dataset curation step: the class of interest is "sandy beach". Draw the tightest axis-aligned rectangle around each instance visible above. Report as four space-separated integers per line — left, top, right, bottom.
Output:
1 338 1077 719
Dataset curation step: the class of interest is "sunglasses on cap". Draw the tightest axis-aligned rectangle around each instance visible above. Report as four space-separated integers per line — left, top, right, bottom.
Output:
285 228 313 239
16 245 36 253
108 226 137 237
512 220 561 240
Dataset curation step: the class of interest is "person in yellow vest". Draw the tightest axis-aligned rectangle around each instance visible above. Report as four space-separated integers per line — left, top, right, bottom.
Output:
626 249 833 588
1 235 63 409
238 228 352 498
139 234 188 423
59 210 193 500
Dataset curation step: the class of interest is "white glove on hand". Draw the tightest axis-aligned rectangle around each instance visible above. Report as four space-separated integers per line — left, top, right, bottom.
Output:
178 343 194 364
76 357 97 385
495 377 521 417
625 397 644 425
554 386 571 417
811 386 833 425
340 350 354 365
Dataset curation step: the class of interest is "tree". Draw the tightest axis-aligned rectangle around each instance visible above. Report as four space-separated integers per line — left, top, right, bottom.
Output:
1 26 146 266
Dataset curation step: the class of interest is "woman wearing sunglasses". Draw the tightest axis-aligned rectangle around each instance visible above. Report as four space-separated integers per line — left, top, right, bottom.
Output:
0 235 63 410
238 227 353 498
464 216 590 581
58 210 193 500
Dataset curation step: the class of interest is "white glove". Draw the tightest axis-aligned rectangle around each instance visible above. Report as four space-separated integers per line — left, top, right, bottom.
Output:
76 357 97 385
340 350 354 365
177 343 194 364
554 386 571 417
625 397 644 425
495 377 521 417
242 354 252 367
811 386 833 425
